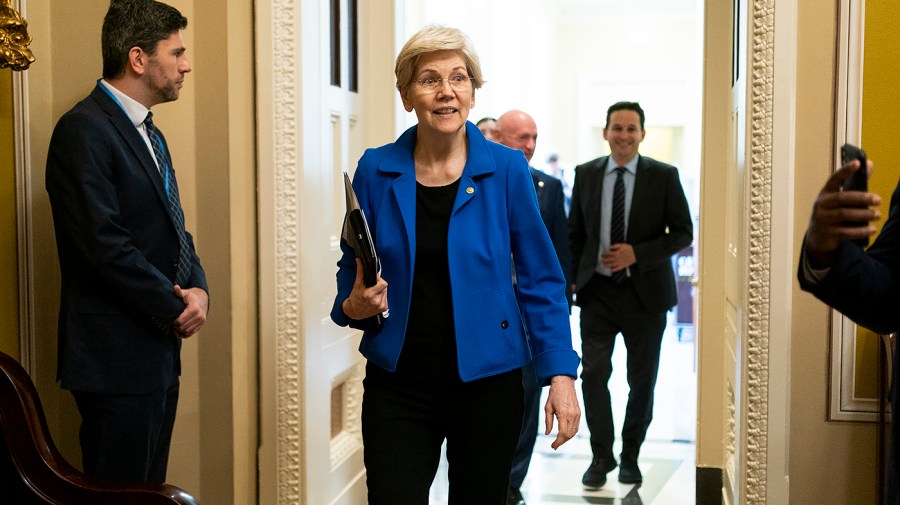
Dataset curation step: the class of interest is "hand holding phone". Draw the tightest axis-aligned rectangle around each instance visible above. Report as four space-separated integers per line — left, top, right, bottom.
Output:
840 143 869 247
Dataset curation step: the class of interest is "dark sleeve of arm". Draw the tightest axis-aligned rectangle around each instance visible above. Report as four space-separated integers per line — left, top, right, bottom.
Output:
183 229 208 292
568 166 587 285
547 178 573 308
798 181 900 334
632 167 693 271
801 242 900 334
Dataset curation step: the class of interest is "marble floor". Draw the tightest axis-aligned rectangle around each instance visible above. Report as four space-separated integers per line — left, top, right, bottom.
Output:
430 308 698 505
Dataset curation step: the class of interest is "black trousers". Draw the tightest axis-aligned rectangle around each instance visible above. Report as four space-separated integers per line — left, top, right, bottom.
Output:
578 274 666 463
72 383 179 484
362 362 524 505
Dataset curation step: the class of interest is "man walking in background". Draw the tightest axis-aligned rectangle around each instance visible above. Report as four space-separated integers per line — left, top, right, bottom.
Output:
569 101 692 489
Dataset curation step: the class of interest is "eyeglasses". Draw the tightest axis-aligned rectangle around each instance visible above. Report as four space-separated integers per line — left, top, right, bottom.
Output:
413 74 473 93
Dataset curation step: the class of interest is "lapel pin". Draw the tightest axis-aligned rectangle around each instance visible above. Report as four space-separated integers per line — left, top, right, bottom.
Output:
466 187 474 194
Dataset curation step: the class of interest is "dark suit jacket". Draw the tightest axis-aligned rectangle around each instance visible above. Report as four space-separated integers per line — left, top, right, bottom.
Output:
530 167 572 307
569 155 692 313
46 85 207 395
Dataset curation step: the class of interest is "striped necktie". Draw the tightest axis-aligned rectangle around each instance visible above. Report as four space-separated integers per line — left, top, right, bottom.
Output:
144 112 191 286
610 167 627 283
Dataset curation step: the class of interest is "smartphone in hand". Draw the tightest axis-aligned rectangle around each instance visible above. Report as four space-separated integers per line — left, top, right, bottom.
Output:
841 143 867 192
840 143 869 247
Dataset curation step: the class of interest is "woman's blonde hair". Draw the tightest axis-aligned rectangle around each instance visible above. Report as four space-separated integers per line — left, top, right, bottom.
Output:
394 25 485 94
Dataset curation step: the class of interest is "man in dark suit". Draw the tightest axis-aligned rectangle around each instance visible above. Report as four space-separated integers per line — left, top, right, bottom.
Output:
45 0 208 484
797 156 900 505
570 101 692 489
495 109 571 505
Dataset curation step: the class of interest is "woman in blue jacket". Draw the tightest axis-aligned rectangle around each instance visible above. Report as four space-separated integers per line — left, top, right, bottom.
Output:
331 25 580 504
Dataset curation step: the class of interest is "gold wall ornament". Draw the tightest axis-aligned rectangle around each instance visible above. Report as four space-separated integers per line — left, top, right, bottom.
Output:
0 0 35 71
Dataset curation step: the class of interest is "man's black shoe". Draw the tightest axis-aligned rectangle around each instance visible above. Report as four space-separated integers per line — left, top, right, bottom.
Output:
617 458 643 484
582 458 617 489
506 486 525 505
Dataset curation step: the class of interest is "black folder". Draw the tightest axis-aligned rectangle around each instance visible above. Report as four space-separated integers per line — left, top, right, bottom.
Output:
342 172 385 330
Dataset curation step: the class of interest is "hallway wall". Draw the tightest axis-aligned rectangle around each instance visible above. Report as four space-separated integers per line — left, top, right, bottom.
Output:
790 0 877 503
862 0 900 225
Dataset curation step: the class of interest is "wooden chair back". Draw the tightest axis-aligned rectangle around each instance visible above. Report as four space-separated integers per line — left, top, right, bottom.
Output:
0 351 200 504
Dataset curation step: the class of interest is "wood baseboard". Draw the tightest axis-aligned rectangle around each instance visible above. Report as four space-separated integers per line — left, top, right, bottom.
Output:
696 466 724 505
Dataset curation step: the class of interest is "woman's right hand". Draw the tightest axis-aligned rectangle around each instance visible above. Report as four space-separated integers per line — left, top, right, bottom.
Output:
342 258 389 320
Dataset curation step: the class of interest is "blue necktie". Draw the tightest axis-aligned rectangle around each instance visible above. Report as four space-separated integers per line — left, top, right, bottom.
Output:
144 112 191 286
610 167 627 283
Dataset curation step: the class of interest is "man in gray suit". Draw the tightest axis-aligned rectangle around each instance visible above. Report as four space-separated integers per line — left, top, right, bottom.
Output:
569 101 692 489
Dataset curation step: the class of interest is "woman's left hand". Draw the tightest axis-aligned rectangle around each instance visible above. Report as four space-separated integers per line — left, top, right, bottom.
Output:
544 375 581 450
342 258 389 320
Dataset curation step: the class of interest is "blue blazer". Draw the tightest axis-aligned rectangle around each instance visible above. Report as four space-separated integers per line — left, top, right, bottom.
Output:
331 121 579 385
46 85 207 394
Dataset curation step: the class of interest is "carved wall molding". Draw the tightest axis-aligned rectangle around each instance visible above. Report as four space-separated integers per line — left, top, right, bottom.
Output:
745 0 775 503
725 382 736 501
271 0 302 503
329 362 364 470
